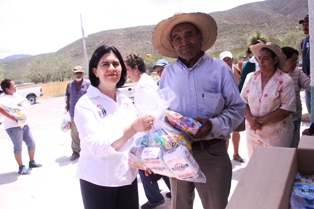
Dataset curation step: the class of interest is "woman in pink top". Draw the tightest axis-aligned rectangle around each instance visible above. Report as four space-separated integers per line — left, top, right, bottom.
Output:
240 42 296 158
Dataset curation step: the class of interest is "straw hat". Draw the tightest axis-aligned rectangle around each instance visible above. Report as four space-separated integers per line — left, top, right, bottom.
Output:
152 12 217 58
250 42 286 70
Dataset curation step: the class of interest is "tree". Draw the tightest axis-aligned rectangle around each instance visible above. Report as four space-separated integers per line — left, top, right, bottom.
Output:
281 31 304 52
247 31 268 46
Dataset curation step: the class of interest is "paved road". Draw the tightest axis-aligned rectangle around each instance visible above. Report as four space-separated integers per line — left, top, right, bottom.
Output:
0 95 310 209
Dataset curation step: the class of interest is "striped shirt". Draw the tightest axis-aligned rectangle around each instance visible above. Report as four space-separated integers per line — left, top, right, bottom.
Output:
286 68 310 121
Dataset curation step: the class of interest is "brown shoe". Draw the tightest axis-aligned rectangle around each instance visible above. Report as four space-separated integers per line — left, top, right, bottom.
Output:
70 152 80 161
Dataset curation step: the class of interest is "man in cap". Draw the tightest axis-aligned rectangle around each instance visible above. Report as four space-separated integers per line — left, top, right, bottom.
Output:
153 59 169 85
299 15 311 116
65 66 90 161
152 13 245 209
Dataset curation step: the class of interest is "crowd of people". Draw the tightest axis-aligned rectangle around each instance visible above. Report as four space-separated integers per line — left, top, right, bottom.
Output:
0 12 312 209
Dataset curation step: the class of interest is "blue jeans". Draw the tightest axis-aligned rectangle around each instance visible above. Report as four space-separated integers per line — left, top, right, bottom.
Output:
305 89 311 115
291 119 301 148
6 125 35 154
139 170 171 204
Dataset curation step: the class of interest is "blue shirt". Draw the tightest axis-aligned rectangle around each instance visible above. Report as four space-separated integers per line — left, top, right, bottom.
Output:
159 54 245 142
301 36 310 76
65 79 90 118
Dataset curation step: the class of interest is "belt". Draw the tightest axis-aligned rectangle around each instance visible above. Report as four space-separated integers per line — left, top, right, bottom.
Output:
191 139 222 151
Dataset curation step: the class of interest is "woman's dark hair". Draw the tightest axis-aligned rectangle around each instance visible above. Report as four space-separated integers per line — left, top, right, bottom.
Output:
1 78 12 94
281 46 299 59
124 54 146 73
89 45 127 88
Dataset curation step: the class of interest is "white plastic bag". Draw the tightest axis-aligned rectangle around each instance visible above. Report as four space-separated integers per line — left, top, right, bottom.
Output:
61 111 71 132
129 87 206 183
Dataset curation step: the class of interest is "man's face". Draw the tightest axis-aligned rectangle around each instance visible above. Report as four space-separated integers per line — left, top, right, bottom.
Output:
74 72 84 81
222 57 233 69
301 21 309 35
155 66 164 77
170 23 202 61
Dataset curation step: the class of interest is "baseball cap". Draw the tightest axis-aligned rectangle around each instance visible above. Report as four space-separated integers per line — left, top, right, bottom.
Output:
299 15 309 24
73 66 84 73
153 59 169 70
219 51 233 60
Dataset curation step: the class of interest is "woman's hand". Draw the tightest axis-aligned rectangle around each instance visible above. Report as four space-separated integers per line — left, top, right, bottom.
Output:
132 115 154 132
247 117 263 130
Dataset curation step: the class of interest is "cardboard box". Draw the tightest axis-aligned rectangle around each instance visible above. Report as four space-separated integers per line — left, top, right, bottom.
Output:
298 136 314 149
226 141 314 209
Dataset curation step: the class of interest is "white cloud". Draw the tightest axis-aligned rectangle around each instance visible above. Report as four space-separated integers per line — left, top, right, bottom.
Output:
0 0 264 59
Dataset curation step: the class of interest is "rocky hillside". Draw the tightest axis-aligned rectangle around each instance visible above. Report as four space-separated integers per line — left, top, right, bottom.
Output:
2 0 308 83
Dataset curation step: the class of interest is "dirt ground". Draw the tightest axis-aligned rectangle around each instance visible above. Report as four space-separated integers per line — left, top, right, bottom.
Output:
0 95 311 209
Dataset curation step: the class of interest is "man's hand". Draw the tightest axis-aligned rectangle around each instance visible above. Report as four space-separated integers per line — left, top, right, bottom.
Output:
193 117 212 138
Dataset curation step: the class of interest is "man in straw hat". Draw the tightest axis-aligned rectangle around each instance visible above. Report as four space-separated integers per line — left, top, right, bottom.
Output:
152 13 245 209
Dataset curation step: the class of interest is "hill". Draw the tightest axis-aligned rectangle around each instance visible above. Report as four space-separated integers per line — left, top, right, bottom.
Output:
1 0 308 84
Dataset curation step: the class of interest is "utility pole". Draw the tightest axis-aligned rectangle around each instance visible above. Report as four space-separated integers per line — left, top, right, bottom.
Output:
80 14 89 78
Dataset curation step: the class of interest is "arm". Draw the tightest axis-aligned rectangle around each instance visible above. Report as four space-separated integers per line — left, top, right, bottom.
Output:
0 104 18 122
65 83 70 111
298 69 311 91
302 123 314 136
111 115 154 150
256 108 292 125
74 97 154 157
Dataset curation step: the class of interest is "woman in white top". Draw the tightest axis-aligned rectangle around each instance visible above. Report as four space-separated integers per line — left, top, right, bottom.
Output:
124 54 171 208
0 78 42 175
74 45 154 209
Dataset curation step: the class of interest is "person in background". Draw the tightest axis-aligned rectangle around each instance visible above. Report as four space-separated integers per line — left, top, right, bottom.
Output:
302 123 314 136
152 13 245 209
0 78 42 175
239 39 266 91
299 15 311 116
237 55 249 71
74 45 154 209
281 46 310 147
124 54 171 209
241 42 296 158
65 66 90 161
153 59 169 85
219 51 245 163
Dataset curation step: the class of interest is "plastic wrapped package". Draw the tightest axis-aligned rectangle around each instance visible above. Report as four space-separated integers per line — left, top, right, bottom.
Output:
141 146 175 177
128 146 146 170
61 111 71 132
128 87 206 183
290 172 314 209
166 110 202 135
163 145 205 182
6 106 27 128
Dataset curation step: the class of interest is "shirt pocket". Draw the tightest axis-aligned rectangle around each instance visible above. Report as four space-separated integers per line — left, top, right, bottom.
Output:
199 92 225 118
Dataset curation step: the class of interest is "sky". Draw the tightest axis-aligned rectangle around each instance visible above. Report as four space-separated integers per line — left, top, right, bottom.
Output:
0 0 264 59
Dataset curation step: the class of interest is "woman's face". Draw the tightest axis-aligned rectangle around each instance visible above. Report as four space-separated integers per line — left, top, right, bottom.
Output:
282 53 298 73
126 65 140 82
92 52 122 86
6 81 17 95
257 49 278 72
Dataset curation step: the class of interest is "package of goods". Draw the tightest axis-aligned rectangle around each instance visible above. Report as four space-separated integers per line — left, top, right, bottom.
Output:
6 106 27 128
163 145 206 183
128 146 146 170
165 110 202 135
135 128 191 151
141 147 175 177
61 111 71 132
290 172 314 209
